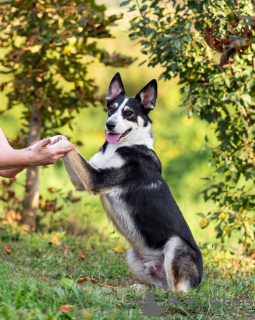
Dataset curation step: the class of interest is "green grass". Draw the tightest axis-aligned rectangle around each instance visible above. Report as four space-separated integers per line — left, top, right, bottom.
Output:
1 3 252 318
0 233 254 320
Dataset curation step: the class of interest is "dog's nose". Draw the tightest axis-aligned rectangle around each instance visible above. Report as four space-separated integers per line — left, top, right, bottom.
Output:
106 121 116 130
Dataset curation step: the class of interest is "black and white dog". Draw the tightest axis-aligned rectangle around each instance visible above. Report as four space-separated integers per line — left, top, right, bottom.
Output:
48 73 203 292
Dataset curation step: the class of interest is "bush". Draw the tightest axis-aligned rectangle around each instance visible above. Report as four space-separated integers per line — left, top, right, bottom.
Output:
123 0 255 251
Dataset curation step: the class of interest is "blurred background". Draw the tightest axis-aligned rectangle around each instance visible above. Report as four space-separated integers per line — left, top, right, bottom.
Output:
0 0 218 245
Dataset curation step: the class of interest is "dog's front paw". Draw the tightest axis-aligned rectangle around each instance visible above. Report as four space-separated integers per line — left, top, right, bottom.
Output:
48 135 74 149
130 284 150 292
48 135 67 145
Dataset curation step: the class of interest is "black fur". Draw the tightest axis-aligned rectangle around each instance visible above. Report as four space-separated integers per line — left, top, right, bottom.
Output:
116 146 201 252
66 73 203 291
107 96 152 127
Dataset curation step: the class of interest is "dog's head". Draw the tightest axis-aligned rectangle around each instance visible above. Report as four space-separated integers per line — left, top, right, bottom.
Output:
105 72 157 145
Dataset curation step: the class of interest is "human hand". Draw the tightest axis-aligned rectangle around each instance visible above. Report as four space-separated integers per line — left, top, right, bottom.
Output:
29 137 75 166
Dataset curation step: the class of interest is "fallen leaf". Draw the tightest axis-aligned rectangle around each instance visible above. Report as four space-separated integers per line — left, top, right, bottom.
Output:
79 249 85 260
4 244 11 255
77 277 97 284
59 305 73 313
112 246 124 252
117 303 121 307
48 232 65 245
98 284 118 289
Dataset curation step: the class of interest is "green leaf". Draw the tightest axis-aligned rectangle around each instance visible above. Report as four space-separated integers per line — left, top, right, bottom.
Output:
58 279 75 288
120 0 130 7
174 39 182 50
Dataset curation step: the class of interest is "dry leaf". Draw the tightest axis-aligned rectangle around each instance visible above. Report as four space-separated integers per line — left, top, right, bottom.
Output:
77 277 97 284
59 305 73 313
4 244 11 255
79 249 85 260
48 232 65 245
112 246 124 252
98 284 118 289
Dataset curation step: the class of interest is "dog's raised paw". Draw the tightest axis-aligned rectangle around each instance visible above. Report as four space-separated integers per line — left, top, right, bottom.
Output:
130 284 150 292
48 135 74 149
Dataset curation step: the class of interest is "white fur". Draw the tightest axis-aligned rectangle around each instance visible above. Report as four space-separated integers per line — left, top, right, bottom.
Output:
106 98 154 150
89 143 124 169
129 283 149 291
143 181 162 191
101 187 141 243
127 248 153 285
175 280 190 293
163 236 190 292
29 135 68 150
107 97 129 128
163 236 182 289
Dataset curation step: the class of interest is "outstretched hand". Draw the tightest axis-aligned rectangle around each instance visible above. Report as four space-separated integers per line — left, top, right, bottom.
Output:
30 137 75 166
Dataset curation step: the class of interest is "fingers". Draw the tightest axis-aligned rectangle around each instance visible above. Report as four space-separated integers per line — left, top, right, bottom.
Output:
54 146 75 154
56 154 66 160
33 138 50 150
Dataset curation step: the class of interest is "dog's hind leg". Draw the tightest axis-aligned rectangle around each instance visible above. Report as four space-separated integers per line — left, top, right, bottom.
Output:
164 236 202 292
127 248 167 288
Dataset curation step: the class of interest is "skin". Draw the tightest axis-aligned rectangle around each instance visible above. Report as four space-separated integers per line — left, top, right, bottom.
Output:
0 128 75 178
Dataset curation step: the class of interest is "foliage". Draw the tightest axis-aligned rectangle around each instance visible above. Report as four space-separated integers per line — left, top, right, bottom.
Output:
0 177 81 234
0 0 132 134
0 233 254 319
122 0 255 251
0 0 133 230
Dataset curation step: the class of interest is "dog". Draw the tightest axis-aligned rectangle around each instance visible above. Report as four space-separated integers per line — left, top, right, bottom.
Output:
46 73 203 292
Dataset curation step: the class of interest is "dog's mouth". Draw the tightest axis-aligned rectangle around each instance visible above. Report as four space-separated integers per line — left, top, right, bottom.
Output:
106 128 132 144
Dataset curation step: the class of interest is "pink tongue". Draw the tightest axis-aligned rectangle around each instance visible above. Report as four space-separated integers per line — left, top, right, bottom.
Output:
106 133 122 144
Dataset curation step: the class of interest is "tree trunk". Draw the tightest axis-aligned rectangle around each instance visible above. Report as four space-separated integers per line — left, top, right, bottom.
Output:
21 109 42 231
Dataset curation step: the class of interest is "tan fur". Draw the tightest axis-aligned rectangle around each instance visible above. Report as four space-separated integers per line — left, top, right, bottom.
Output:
63 150 95 195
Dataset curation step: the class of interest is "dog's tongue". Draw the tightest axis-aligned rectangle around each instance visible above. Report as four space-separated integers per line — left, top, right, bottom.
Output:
106 133 121 144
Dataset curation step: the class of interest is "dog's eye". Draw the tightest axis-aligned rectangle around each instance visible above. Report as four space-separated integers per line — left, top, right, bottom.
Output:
109 106 115 112
125 110 133 116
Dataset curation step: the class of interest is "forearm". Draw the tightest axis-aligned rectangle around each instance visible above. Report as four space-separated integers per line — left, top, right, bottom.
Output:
0 167 25 178
0 148 32 170
0 136 75 178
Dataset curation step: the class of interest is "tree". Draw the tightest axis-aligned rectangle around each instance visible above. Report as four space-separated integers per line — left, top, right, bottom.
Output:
0 0 133 231
122 0 255 251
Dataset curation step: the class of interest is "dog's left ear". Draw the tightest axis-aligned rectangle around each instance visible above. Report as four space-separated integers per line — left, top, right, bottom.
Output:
106 72 125 101
135 79 157 111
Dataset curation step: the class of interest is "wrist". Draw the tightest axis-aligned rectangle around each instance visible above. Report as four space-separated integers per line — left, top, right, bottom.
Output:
24 149 37 166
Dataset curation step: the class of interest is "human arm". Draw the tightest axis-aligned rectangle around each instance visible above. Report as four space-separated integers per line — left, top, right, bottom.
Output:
0 129 75 178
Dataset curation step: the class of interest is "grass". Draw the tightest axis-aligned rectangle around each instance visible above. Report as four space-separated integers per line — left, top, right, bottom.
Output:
0 232 254 320
0 2 253 318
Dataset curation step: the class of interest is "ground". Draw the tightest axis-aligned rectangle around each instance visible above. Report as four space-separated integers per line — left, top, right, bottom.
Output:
0 231 254 320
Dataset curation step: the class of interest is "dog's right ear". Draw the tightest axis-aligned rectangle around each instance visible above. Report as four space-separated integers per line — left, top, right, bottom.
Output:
106 72 125 101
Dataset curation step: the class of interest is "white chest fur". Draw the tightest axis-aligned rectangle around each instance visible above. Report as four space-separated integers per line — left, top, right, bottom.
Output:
89 143 124 169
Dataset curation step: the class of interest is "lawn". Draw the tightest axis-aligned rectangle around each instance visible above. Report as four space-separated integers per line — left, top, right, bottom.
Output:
0 3 254 319
0 231 254 320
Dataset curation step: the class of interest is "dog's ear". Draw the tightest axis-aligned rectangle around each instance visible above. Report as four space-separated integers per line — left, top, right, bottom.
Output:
135 79 157 111
106 72 125 101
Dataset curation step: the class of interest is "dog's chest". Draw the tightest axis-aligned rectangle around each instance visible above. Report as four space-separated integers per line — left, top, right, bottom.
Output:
89 144 124 169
